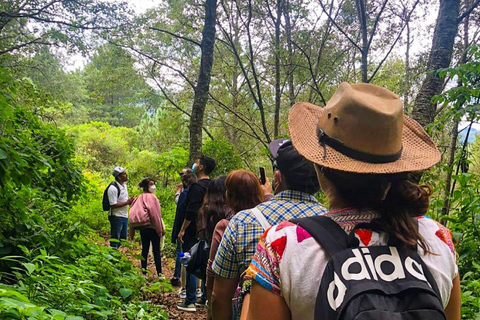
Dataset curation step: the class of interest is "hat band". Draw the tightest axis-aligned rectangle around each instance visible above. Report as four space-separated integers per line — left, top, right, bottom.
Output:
317 128 403 164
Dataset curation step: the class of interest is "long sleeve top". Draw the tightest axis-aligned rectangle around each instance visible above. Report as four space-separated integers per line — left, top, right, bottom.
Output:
129 192 164 235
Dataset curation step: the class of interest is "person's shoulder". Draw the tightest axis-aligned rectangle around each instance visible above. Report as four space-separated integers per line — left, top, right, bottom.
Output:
190 180 207 190
214 219 230 233
107 182 119 192
143 193 157 200
231 207 257 223
263 221 299 243
417 216 456 254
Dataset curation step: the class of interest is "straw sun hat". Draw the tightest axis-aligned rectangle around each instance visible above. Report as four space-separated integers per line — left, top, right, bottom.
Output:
289 82 440 174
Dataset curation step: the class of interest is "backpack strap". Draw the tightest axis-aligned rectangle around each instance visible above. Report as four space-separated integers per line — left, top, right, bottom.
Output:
251 207 271 231
112 181 120 197
107 182 121 216
290 216 348 257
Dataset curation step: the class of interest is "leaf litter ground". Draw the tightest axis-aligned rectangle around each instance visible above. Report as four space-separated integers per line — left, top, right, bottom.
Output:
100 236 207 319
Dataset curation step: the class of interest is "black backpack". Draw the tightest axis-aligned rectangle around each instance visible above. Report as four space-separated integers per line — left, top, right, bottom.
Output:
102 182 120 212
290 216 446 320
186 239 210 281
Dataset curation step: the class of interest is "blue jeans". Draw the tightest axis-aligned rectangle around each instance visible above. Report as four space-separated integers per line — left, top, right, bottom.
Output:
185 272 198 305
109 216 128 249
174 241 182 279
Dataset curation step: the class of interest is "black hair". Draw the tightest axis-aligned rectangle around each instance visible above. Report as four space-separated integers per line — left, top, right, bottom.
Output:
181 171 197 189
197 175 233 240
284 171 320 195
138 178 155 192
199 155 216 175
321 168 432 253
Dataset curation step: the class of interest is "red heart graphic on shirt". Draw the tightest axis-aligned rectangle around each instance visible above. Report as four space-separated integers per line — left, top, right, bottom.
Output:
356 229 372 246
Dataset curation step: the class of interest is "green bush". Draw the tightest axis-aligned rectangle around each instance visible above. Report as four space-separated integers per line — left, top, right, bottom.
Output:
0 68 168 319
202 139 243 177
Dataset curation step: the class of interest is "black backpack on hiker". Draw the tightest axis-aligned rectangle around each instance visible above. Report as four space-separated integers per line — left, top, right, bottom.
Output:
290 216 446 320
102 182 120 212
186 239 210 281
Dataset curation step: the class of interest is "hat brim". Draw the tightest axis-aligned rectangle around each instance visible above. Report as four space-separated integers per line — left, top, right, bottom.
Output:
289 102 440 174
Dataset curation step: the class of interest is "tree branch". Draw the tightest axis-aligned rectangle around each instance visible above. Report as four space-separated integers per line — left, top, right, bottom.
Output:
292 40 327 105
318 0 362 52
367 0 389 50
149 63 214 141
367 0 419 82
149 26 201 47
0 37 49 56
457 0 480 24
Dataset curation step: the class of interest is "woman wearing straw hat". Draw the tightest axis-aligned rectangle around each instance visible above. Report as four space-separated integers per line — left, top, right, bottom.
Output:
244 83 460 320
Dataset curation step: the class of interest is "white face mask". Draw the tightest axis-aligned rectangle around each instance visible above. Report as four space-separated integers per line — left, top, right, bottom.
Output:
148 185 156 193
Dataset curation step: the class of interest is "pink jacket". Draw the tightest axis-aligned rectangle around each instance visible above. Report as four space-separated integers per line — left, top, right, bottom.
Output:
129 193 164 235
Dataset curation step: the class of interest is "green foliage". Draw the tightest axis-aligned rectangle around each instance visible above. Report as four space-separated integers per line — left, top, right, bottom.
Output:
82 44 160 128
433 45 480 129
428 48 480 318
136 106 189 155
436 172 480 319
0 248 168 319
65 122 140 175
202 139 243 177
0 67 167 319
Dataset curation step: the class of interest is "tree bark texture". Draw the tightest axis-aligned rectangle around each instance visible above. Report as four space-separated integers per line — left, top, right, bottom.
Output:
404 22 411 111
441 7 470 216
412 0 460 127
274 0 282 138
189 0 217 163
284 0 295 107
356 0 369 83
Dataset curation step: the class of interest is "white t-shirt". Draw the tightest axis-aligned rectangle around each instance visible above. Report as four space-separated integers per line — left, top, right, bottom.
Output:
108 181 129 218
247 208 458 320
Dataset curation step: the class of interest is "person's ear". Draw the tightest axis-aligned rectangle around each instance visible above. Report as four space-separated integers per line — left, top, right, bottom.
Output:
274 170 281 185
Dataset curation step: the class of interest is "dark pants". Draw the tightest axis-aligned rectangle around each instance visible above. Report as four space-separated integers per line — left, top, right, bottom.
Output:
109 216 128 249
174 240 182 279
185 271 198 305
140 228 162 275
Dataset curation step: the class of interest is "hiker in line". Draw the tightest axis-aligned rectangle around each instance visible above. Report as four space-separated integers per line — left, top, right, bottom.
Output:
211 141 326 320
207 170 267 320
177 155 216 312
195 175 234 315
245 83 460 320
175 168 192 204
129 178 165 278
107 166 134 249
171 171 198 295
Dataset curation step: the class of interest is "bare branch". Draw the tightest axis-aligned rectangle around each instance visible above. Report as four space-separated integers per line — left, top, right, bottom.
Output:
367 0 389 50
292 40 327 105
0 37 48 56
150 63 214 141
318 0 362 52
457 0 480 24
149 26 201 47
367 0 420 82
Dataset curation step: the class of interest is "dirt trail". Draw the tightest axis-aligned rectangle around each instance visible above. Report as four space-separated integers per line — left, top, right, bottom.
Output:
102 237 207 319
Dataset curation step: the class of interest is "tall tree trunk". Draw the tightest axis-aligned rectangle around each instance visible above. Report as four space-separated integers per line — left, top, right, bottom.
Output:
404 22 411 112
441 6 470 217
284 0 295 107
189 0 217 163
274 0 282 138
412 0 460 127
441 119 459 217
356 0 369 82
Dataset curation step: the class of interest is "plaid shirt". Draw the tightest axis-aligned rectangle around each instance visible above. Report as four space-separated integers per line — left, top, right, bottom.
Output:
211 190 327 279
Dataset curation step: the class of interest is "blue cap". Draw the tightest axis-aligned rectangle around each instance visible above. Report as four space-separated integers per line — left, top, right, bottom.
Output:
178 252 184 258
